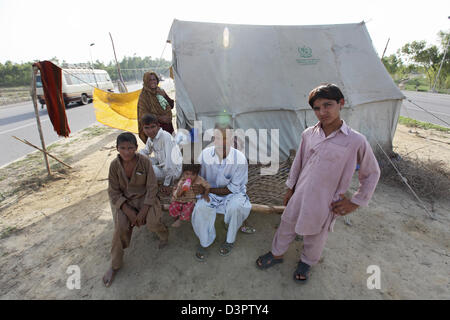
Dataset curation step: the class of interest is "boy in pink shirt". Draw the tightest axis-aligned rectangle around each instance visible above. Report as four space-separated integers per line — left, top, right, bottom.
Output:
256 83 380 283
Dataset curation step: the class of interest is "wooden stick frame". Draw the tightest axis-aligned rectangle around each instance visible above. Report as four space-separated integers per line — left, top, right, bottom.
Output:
162 203 285 214
30 65 52 175
12 136 72 169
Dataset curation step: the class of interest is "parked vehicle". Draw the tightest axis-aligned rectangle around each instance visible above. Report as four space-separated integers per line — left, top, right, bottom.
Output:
36 68 114 107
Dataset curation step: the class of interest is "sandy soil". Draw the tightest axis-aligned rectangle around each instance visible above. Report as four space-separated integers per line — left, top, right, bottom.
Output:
0 123 448 300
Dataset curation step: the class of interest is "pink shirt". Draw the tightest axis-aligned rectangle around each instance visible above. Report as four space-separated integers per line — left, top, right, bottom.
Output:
282 121 380 235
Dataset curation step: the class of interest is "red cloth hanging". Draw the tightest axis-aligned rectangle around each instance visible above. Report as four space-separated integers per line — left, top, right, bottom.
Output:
33 61 71 137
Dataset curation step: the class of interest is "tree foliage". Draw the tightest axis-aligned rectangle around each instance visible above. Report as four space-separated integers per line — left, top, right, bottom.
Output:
0 56 171 87
381 30 449 91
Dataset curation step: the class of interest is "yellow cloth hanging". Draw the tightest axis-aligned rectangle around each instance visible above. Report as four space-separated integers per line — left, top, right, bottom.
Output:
93 88 141 133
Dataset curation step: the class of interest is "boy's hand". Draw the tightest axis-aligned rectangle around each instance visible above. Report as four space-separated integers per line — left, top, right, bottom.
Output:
135 206 149 227
331 194 359 216
122 203 138 227
283 189 294 206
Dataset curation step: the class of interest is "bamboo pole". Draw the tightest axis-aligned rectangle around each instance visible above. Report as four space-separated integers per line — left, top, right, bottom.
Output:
109 32 128 93
12 136 72 169
31 65 51 176
162 203 285 214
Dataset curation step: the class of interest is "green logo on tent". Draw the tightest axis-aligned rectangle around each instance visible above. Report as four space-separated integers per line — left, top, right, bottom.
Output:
298 46 312 58
296 46 320 65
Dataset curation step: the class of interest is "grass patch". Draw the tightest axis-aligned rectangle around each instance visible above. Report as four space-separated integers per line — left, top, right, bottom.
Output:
81 126 111 138
398 116 450 133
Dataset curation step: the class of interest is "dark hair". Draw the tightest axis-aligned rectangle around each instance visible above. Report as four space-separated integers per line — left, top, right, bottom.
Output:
116 132 138 148
182 163 201 175
308 83 344 108
141 113 159 125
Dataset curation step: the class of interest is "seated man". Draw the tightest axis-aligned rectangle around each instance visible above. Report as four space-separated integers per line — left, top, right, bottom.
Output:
191 123 252 261
139 114 182 192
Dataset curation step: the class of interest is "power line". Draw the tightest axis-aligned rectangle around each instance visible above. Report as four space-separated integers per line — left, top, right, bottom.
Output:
406 98 450 127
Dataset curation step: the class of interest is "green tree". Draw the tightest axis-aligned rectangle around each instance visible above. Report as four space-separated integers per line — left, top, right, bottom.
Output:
399 30 450 90
400 41 440 87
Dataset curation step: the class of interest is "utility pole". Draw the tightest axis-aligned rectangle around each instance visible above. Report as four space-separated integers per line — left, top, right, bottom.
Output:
89 43 99 87
432 38 449 93
431 16 450 93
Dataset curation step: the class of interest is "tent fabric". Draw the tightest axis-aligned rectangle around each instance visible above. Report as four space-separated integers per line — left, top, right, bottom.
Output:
93 88 141 133
168 20 405 160
34 61 71 137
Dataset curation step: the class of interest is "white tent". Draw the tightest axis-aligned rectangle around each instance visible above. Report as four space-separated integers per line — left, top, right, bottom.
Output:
168 19 404 161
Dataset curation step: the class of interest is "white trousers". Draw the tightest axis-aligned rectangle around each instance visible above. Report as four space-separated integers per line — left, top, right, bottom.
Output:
191 193 251 248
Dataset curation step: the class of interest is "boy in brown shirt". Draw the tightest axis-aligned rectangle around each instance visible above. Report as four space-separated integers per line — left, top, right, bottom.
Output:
103 132 169 287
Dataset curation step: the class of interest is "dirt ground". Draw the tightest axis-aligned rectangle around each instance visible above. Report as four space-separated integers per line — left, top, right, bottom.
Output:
0 122 449 300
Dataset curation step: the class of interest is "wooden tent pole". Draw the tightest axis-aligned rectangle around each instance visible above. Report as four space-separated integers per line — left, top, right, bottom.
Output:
109 32 128 92
31 65 51 176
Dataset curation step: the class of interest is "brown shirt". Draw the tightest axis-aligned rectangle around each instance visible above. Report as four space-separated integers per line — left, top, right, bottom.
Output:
171 173 210 203
108 153 158 210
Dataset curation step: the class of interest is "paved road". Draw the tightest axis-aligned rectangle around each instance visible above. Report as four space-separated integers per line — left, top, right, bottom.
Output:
0 81 173 167
401 91 450 128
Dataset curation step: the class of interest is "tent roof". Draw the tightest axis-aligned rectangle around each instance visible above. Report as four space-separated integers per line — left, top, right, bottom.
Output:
168 19 404 117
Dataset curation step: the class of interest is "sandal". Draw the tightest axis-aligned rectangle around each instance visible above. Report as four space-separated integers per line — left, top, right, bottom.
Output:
256 252 283 270
219 242 234 256
195 245 207 262
240 226 256 234
293 260 310 283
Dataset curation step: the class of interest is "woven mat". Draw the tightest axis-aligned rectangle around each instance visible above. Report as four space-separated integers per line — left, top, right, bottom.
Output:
157 151 295 206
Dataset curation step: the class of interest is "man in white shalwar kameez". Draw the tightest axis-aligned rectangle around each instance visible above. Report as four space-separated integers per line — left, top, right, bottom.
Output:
191 125 252 261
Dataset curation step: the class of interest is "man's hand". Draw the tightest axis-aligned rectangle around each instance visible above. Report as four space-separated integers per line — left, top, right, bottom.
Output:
331 194 359 216
283 189 294 206
192 184 205 195
135 206 149 227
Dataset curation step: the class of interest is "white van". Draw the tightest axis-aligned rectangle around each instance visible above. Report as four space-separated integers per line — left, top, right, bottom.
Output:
36 68 114 107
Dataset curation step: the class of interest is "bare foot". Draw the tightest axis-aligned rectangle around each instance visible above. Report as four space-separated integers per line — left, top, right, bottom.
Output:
158 239 168 249
102 267 118 287
171 219 182 228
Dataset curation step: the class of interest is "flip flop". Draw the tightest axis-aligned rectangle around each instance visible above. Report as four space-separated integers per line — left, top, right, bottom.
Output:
293 260 310 284
195 245 207 262
219 242 234 256
240 226 256 234
256 252 283 270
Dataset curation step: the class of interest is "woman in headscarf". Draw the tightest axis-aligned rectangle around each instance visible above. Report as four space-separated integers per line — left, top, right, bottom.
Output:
137 71 174 143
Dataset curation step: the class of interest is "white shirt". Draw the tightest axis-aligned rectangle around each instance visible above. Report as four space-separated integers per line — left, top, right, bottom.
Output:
139 128 182 186
197 146 248 195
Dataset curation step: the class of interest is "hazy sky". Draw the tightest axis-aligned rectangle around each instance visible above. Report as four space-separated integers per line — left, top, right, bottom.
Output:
1 0 449 64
